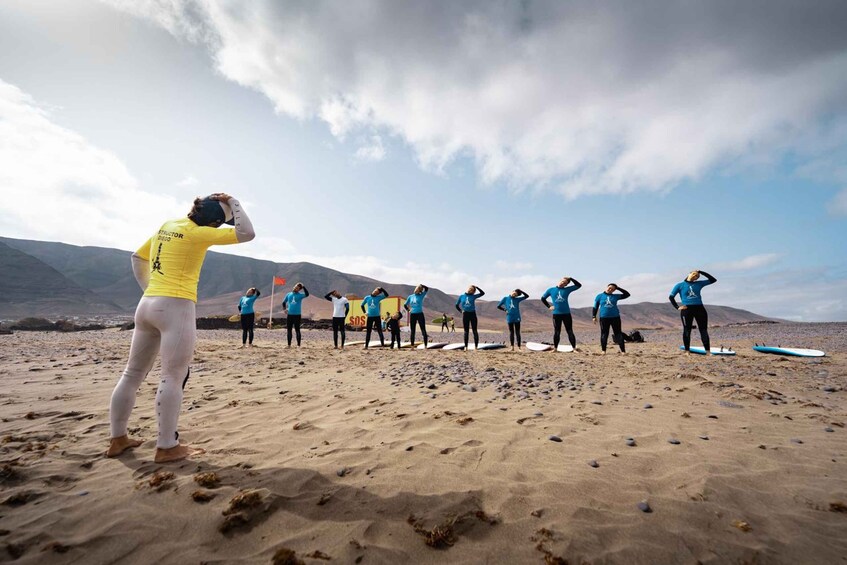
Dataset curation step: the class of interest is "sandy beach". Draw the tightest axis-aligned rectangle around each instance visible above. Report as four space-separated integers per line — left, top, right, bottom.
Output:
0 323 845 564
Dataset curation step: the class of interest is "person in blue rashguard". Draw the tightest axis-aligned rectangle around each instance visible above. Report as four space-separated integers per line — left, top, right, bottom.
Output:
238 286 261 347
592 283 630 354
404 284 429 348
455 285 485 350
541 276 582 351
497 289 529 350
669 270 717 355
283 282 309 348
362 286 389 349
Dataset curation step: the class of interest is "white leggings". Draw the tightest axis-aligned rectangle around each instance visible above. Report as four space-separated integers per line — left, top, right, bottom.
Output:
110 296 196 449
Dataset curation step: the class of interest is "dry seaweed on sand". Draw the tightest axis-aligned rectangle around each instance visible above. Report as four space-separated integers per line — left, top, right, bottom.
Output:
145 471 175 491
191 490 216 503
193 471 221 488
408 509 499 549
531 528 568 564
272 547 305 565
830 502 847 513
223 489 264 515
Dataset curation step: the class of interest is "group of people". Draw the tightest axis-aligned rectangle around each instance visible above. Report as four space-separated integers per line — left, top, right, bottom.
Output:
107 193 718 464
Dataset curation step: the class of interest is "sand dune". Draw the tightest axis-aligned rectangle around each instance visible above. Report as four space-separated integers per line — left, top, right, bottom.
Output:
0 324 845 563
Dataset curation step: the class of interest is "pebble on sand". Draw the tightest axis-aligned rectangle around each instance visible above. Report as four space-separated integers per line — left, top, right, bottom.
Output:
698 435 709 440
668 439 681 445
637 501 652 513
643 403 653 409
790 438 804 445
588 460 599 468
824 427 835 433
625 437 636 447
548 435 563 442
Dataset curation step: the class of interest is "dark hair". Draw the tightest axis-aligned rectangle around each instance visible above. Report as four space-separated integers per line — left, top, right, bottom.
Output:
188 197 225 227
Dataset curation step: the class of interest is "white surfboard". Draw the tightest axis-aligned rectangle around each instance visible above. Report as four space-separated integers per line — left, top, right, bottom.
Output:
442 343 466 351
526 342 553 352
417 342 449 350
557 344 575 353
680 346 736 356
346 340 366 346
467 343 506 351
753 345 825 358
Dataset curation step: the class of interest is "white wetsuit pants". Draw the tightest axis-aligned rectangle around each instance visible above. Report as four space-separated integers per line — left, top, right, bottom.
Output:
109 296 196 449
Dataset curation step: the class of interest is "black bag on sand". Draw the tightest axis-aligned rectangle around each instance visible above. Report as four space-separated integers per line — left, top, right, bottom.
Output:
626 330 644 343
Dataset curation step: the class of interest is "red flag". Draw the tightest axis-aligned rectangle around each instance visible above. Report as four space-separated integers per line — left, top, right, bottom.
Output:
273 276 286 286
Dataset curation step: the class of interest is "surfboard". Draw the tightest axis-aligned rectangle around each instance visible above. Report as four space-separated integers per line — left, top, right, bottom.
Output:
228 311 263 323
432 316 454 324
526 342 553 352
467 343 506 351
557 344 575 353
417 342 449 350
679 346 736 356
752 345 825 358
442 343 466 351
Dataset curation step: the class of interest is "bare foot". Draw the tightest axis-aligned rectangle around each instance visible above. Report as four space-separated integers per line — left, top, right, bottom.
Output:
154 444 205 464
106 435 143 457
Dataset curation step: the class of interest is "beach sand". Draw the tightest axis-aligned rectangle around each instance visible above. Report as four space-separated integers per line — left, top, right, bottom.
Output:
0 324 845 564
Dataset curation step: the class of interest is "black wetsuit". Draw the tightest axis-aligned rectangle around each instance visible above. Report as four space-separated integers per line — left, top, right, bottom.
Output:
387 313 403 349
325 292 350 348
456 288 484 349
669 271 717 352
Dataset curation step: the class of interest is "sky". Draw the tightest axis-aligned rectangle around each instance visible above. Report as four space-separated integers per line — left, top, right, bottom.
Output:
1 0 846 321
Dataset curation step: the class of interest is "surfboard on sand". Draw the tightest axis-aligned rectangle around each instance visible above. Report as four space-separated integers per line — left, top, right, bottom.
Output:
680 346 736 356
467 343 506 351
228 311 263 323
432 316 454 324
442 343 466 351
526 342 574 352
417 342 449 350
752 345 825 358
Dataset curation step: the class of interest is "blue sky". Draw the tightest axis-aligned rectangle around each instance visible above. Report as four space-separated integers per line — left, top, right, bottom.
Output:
1 0 846 321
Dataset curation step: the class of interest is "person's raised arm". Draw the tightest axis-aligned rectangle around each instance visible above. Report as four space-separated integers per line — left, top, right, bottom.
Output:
475 287 485 297
380 287 389 298
570 277 582 289
212 195 255 243
255 289 261 297
699 270 717 284
302 286 310 297
324 292 333 302
519 289 529 298
617 287 631 300
421 284 429 292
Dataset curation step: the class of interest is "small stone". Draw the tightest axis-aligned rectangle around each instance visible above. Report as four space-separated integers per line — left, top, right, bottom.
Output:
643 403 653 409
636 501 652 513
336 467 347 477
405 446 414 451
698 435 709 440
790 438 804 444
824 427 835 433
668 439 681 445
823 386 836 392
592 400 603 405
707 415 719 419
588 460 599 468
548 435 563 442
534 411 543 417
625 438 636 447
427 384 437 389
463 385 477 393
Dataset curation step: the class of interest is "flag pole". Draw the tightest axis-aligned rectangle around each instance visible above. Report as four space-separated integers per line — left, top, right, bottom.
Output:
268 276 275 329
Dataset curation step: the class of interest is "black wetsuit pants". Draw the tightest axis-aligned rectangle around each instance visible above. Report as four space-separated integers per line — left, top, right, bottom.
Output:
600 316 625 352
553 313 576 349
365 316 385 347
390 328 402 349
332 317 346 348
409 312 428 346
508 322 521 347
240 313 255 345
286 314 302 346
681 305 710 351
463 312 479 349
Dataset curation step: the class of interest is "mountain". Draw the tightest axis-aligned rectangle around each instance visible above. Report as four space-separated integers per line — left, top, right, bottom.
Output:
0 236 778 329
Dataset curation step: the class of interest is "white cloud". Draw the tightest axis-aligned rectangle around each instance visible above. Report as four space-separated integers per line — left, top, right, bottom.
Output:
828 188 847 216
354 135 386 162
102 1 847 199
711 253 781 272
0 79 184 250
495 260 534 272
176 174 199 186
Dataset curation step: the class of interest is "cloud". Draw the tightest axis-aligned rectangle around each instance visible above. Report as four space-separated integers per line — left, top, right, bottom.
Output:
0 79 184 250
354 135 386 162
711 253 781 272
828 188 847 216
176 174 199 186
103 0 847 198
495 260 534 272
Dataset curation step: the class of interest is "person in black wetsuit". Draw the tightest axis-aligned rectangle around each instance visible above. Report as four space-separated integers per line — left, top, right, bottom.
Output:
455 285 485 350
404 284 429 347
592 283 631 354
324 290 350 349
669 270 718 355
238 287 261 348
497 289 529 350
441 313 449 333
283 283 309 347
540 277 582 350
362 287 389 349
387 311 404 349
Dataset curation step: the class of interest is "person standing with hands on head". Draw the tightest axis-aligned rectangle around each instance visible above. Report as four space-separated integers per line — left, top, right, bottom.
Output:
283 282 309 348
108 192 255 463
404 284 429 348
498 289 529 350
324 290 350 349
455 285 485 350
541 276 582 351
362 287 389 349
441 312 450 333
669 269 717 355
592 283 630 354
238 287 261 348
387 311 404 349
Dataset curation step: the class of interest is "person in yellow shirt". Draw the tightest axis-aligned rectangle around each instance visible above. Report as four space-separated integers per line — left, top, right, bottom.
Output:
107 193 255 463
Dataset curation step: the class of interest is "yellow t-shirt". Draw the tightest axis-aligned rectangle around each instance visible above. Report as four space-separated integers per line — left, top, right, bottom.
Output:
135 217 239 302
